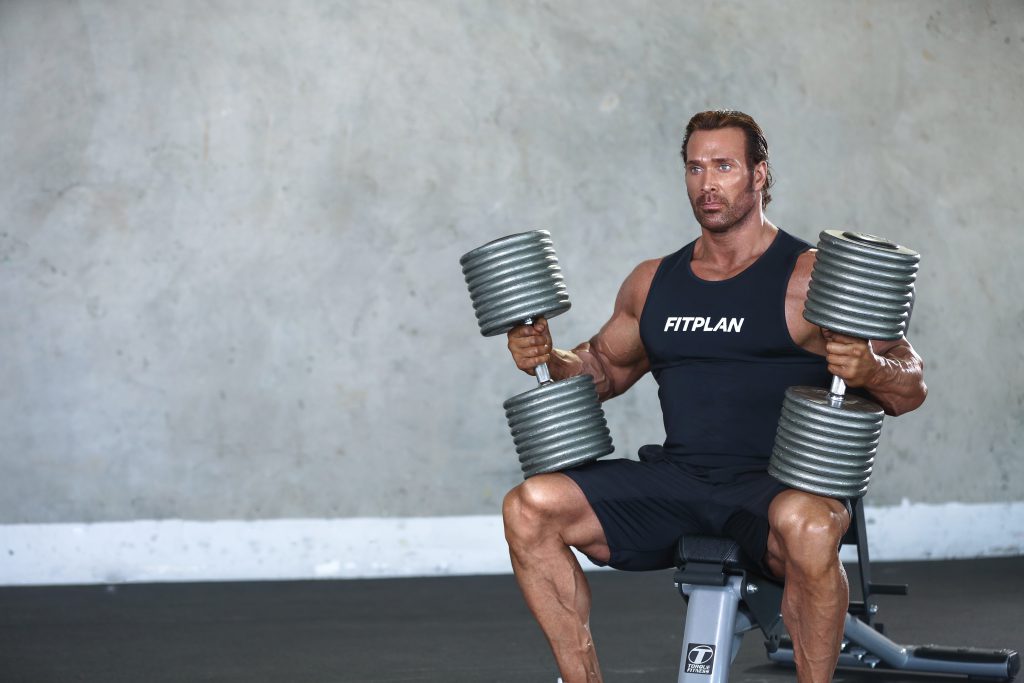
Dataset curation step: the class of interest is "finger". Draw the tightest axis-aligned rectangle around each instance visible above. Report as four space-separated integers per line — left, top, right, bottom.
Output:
523 344 548 358
829 332 862 344
509 329 546 347
822 330 872 351
826 347 849 363
517 335 548 350
517 352 548 370
826 340 861 357
827 353 867 375
512 336 550 354
508 324 538 339
827 362 847 377
823 344 847 360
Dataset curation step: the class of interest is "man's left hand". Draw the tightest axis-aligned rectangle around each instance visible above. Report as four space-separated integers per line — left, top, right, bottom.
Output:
823 331 882 388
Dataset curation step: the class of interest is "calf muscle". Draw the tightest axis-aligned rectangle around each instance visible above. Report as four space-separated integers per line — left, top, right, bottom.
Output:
502 475 610 682
767 491 851 683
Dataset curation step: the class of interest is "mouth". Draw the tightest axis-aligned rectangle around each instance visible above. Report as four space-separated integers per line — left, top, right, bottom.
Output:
699 201 724 211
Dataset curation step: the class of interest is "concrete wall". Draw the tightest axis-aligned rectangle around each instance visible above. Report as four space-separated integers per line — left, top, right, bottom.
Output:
2 1 1022 540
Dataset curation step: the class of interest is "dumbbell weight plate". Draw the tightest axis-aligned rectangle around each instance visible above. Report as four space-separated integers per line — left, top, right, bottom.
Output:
460 230 572 337
767 460 871 499
771 449 873 480
803 230 920 341
769 386 884 499
504 375 614 478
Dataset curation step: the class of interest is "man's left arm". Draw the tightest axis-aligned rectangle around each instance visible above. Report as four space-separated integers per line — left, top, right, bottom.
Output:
823 332 927 416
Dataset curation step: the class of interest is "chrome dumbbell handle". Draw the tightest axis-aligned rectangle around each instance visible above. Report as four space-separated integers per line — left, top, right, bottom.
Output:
828 375 847 407
522 317 553 385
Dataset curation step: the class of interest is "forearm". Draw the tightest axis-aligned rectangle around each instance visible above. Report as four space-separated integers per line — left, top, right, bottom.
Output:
524 261 655 399
864 346 927 416
545 343 611 398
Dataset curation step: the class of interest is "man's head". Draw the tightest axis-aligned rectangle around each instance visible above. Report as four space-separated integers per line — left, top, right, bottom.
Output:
681 110 773 208
680 110 773 232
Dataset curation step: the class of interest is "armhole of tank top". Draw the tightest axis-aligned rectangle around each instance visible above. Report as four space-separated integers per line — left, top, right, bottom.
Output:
780 245 826 358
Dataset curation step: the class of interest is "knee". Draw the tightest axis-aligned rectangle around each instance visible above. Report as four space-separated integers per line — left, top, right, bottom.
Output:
502 475 564 541
771 502 845 576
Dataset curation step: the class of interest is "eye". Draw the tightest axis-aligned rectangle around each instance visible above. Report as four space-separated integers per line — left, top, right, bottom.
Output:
688 166 702 175
719 163 732 171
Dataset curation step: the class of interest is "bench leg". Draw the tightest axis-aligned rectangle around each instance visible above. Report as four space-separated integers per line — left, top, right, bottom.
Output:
677 576 744 683
767 613 1020 681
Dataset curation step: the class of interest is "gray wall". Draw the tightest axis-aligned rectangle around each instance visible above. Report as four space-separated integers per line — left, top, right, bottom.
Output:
2 0 1022 524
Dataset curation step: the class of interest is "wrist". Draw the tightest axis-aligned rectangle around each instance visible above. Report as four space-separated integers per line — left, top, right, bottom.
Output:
865 352 894 391
548 348 581 380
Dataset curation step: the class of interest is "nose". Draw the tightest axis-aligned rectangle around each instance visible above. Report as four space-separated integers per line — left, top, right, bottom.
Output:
701 171 718 194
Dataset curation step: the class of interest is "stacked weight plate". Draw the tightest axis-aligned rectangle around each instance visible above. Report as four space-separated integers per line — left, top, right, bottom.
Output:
769 387 883 498
803 231 920 341
460 230 572 337
768 230 920 499
460 230 614 478
504 375 613 477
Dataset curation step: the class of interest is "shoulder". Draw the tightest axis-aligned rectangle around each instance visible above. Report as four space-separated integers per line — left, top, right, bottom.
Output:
785 248 826 351
624 257 662 291
617 257 663 313
779 226 820 287
628 257 663 283
791 248 816 285
786 248 816 307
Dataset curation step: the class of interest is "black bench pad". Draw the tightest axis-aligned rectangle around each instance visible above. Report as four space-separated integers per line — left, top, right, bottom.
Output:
675 535 756 572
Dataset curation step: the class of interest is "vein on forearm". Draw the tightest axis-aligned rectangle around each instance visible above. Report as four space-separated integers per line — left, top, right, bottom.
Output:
542 338 619 401
867 345 927 416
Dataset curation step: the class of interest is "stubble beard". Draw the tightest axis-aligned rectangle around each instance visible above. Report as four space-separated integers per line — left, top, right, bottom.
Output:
691 178 759 234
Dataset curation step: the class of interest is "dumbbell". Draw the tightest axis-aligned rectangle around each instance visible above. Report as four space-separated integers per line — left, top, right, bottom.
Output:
459 230 614 478
768 231 920 499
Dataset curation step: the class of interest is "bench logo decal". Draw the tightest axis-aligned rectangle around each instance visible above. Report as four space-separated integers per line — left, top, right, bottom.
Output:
686 643 716 675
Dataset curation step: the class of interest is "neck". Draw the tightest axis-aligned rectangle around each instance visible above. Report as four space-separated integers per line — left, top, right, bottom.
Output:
694 209 776 270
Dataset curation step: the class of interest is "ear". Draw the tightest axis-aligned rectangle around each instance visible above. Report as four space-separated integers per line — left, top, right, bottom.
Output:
752 160 768 192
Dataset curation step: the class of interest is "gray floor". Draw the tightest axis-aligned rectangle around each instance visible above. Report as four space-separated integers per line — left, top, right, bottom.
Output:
1 557 1022 682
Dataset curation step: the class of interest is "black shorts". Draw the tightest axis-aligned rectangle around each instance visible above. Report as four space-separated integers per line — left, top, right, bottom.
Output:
563 445 790 575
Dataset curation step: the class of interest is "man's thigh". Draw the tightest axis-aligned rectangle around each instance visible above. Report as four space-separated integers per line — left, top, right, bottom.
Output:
529 471 612 563
702 468 791 577
562 457 709 572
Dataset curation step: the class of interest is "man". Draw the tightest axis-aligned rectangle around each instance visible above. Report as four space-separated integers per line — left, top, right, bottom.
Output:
502 110 927 683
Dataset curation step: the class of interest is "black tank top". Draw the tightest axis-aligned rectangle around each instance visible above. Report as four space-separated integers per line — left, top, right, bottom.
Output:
639 229 830 468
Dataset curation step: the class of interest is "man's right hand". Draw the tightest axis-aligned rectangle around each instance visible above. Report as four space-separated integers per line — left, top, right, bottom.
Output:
507 317 553 375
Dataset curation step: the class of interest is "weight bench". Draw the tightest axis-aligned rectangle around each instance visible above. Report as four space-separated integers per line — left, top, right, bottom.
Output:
673 497 1020 682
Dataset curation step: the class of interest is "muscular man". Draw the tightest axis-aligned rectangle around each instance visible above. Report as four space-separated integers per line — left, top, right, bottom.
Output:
503 110 927 683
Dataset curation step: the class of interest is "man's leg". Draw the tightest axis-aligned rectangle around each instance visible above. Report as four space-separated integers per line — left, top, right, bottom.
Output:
764 489 851 683
502 473 610 683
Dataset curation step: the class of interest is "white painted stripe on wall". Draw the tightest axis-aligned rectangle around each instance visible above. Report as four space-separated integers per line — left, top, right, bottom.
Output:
1 500 1021 586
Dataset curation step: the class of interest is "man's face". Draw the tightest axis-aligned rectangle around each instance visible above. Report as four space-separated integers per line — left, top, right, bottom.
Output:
684 127 764 233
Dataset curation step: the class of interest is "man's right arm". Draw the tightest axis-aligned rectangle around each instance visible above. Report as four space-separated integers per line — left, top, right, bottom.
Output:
506 259 659 401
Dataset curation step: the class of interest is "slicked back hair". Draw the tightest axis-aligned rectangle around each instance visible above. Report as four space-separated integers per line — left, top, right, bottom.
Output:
681 110 773 209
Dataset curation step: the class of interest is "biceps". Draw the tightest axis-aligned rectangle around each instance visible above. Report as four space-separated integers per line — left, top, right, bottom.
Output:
591 314 649 375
